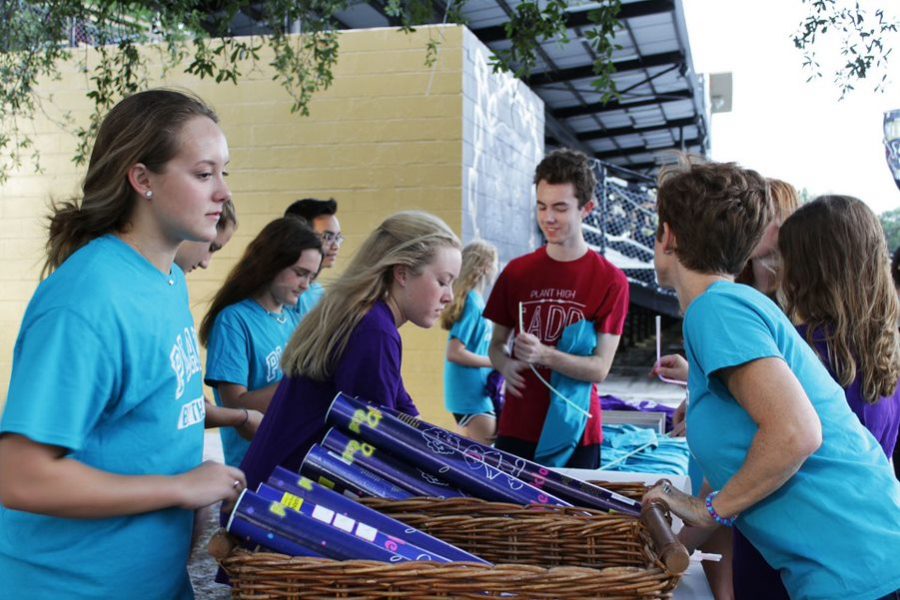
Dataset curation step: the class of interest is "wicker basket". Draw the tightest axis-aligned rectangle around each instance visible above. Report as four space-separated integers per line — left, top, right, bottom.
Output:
588 481 651 502
216 494 682 599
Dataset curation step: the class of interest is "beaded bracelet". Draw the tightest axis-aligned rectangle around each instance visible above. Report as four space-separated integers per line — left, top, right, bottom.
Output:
705 490 738 527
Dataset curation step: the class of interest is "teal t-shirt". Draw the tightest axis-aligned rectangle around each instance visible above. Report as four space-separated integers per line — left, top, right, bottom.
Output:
205 298 299 466
444 291 493 415
0 235 203 600
684 281 900 600
294 281 325 322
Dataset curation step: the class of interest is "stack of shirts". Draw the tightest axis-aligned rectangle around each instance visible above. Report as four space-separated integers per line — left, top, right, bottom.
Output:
600 424 690 475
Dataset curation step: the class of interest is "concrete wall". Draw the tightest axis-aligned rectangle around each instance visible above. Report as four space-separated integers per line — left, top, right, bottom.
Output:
0 24 544 432
461 28 544 265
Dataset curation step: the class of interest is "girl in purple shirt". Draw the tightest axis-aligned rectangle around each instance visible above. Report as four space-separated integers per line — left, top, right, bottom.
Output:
239 211 461 490
725 194 900 600
780 195 900 457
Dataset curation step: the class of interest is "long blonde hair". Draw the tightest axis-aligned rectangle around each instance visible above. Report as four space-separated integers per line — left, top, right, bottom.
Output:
779 195 900 403
282 211 461 380
43 89 218 278
441 241 497 330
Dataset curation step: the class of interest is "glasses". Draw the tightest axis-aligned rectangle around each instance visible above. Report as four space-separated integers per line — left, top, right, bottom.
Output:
320 232 344 246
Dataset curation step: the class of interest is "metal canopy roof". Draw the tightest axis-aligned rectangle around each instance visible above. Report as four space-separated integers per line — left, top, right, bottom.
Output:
461 0 710 175
229 0 710 177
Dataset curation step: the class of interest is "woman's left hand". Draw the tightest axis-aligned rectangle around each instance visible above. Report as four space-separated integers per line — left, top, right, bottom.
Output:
643 480 717 529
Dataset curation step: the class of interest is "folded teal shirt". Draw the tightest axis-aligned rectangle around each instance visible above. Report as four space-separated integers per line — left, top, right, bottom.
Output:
534 320 596 466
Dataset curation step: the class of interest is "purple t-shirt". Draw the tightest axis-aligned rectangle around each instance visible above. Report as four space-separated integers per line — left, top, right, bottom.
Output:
239 301 419 490
797 323 900 457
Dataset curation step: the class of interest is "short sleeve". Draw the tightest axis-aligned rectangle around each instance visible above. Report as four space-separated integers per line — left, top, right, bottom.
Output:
393 381 420 417
684 291 783 378
594 266 629 335
334 324 417 414
449 295 481 348
2 310 117 452
483 266 514 329
204 311 250 387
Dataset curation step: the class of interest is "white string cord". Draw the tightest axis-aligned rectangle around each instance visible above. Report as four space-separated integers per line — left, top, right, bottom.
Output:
517 302 592 419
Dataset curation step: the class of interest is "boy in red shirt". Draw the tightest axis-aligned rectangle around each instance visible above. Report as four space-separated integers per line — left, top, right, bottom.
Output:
484 149 629 468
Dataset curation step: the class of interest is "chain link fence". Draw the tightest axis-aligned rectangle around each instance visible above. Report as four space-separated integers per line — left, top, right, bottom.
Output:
584 161 674 300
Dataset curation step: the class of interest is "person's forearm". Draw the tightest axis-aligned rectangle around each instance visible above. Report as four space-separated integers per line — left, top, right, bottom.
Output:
222 383 278 413
540 347 611 382
488 340 511 372
0 436 185 518
712 358 823 519
448 342 492 368
204 402 248 429
712 425 819 518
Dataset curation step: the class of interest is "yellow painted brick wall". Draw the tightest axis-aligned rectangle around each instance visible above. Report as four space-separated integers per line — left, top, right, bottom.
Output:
0 25 465 431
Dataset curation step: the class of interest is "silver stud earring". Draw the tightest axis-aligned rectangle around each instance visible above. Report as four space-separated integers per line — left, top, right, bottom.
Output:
145 190 153 199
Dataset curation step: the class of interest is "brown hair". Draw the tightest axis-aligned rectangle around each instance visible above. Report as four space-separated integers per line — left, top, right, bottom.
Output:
533 148 597 208
768 178 800 220
219 198 238 231
656 155 772 275
892 246 900 291
282 211 460 381
734 178 800 289
779 195 900 403
441 240 498 330
199 217 322 346
43 89 219 278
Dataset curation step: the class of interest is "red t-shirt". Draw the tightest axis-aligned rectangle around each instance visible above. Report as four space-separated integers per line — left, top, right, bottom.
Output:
483 246 629 445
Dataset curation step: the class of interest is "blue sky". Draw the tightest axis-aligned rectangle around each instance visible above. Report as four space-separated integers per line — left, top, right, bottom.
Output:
683 0 899 215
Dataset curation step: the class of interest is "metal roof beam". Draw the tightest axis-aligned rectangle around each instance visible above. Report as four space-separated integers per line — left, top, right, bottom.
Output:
553 89 693 119
613 160 660 172
472 0 675 43
544 113 595 156
594 137 702 159
526 50 683 87
577 116 698 141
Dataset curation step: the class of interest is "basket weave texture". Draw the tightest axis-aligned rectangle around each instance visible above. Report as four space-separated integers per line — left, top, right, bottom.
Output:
219 483 682 598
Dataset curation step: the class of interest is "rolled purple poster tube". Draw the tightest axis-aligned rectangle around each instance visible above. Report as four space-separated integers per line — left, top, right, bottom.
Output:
255 483 452 563
226 509 324 558
229 489 413 563
382 406 642 517
321 428 468 499
301 444 414 500
326 393 570 507
267 466 490 565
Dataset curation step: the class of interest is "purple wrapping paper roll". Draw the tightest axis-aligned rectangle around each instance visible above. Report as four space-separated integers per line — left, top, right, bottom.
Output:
383 406 642 517
255 484 451 563
267 466 490 565
301 444 414 500
321 428 468 499
229 489 413 563
326 393 571 507
227 509 324 557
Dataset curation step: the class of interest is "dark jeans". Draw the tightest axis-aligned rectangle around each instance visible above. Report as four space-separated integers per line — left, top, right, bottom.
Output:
732 528 789 600
495 436 601 469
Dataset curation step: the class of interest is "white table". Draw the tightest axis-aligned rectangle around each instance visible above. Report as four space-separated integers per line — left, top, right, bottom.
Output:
554 468 713 600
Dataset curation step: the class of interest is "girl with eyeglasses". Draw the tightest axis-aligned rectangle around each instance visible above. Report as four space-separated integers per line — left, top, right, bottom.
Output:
199 217 322 467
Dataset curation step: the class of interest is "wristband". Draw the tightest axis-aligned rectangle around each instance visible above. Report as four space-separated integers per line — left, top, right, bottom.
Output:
238 408 249 428
705 490 737 527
